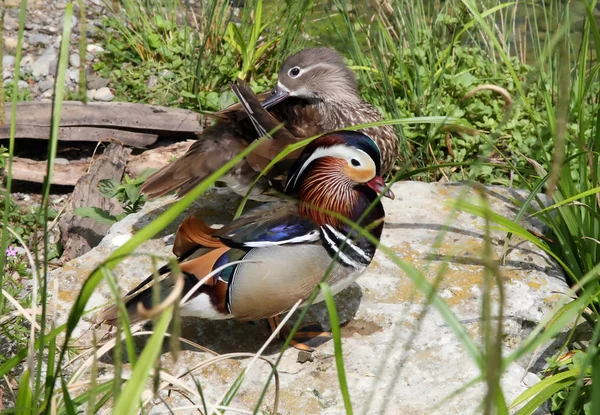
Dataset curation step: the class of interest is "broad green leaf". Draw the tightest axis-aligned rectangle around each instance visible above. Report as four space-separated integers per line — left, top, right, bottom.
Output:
125 183 140 204
98 179 120 198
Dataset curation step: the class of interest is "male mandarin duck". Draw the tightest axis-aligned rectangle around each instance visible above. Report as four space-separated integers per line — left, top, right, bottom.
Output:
140 47 399 201
98 129 394 350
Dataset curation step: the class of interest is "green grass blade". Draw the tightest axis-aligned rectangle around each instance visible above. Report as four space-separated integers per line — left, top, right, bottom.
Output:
510 369 578 408
529 187 600 217
515 379 572 415
112 308 173 414
320 282 353 415
593 346 600 415
60 376 77 415
15 370 33 415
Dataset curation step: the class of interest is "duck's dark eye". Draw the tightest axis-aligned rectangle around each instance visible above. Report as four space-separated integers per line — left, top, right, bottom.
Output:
289 67 301 77
351 159 361 167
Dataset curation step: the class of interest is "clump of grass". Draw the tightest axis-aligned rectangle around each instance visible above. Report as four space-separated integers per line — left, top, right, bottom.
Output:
94 0 311 111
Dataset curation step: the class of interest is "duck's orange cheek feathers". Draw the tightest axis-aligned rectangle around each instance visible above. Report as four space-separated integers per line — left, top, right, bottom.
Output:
343 165 375 183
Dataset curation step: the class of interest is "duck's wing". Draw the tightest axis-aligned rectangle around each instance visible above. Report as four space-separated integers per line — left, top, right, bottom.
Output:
229 79 303 177
214 200 320 249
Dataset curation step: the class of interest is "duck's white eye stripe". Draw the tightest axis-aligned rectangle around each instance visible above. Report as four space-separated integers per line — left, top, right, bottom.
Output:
294 62 340 75
286 145 374 190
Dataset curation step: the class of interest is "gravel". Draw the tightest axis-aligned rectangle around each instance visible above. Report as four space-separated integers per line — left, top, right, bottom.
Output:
2 0 108 101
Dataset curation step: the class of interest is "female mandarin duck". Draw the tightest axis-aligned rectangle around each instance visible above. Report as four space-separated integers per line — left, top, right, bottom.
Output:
140 47 399 201
99 128 394 350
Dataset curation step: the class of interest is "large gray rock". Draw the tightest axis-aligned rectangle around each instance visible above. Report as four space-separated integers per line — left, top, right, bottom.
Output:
50 182 570 414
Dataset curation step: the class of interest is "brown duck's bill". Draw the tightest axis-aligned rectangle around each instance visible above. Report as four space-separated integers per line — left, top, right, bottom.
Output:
261 84 291 109
367 176 395 199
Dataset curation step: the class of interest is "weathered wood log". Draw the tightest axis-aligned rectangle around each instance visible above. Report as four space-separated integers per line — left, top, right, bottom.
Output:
3 101 205 131
10 140 195 185
58 143 131 261
126 140 194 177
11 158 89 186
0 125 158 148
1 101 206 145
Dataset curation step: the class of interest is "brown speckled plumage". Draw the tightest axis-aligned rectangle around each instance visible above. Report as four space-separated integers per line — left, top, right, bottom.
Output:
140 47 399 201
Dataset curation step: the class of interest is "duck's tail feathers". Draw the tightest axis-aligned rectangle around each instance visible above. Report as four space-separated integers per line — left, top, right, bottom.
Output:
95 246 232 326
174 215 227 256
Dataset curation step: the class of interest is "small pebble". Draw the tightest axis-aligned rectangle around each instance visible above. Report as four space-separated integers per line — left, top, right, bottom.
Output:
146 75 158 89
87 44 105 55
54 158 69 165
38 79 54 92
20 54 34 67
86 88 96 100
28 33 52 46
297 350 315 364
69 53 81 68
86 25 99 37
4 37 18 51
67 69 79 82
2 70 11 81
31 48 57 78
4 16 18 31
41 88 54 99
160 69 173 78
3 56 16 69
94 87 114 102
86 74 109 89
48 59 58 76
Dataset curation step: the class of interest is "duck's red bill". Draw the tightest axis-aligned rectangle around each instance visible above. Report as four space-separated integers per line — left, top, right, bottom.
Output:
367 176 395 199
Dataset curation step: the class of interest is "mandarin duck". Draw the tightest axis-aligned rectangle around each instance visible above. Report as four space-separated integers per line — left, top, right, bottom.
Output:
98 130 394 350
140 47 399 201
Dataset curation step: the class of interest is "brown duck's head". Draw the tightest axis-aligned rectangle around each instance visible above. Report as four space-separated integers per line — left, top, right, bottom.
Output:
262 48 360 108
285 131 394 225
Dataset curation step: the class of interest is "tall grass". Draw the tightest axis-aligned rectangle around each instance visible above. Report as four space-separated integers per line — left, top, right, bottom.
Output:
2 0 600 413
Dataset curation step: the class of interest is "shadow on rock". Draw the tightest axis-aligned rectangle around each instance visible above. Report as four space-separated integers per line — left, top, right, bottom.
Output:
100 282 363 364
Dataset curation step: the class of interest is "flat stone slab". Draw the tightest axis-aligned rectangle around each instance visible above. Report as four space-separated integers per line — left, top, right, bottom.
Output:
50 182 570 414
